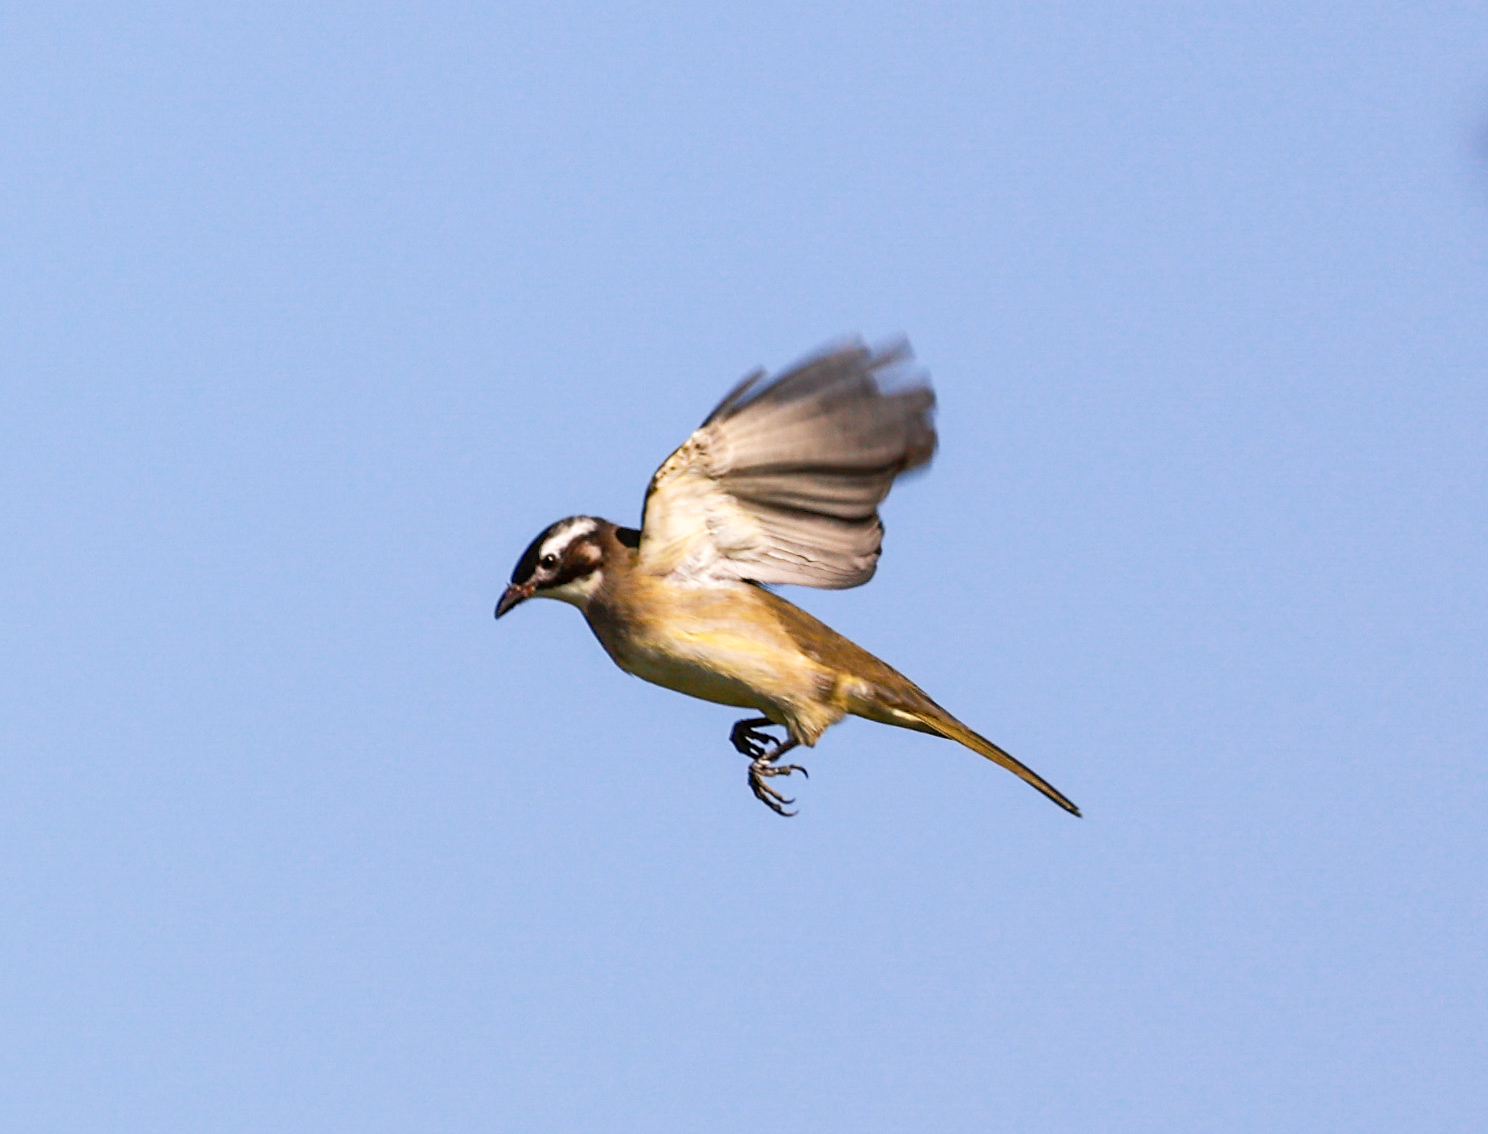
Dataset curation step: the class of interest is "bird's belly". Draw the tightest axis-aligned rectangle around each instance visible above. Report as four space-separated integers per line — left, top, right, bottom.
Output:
617 641 770 710
589 606 816 717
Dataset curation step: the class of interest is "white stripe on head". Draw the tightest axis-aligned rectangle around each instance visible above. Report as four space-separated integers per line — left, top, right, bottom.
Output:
539 516 598 561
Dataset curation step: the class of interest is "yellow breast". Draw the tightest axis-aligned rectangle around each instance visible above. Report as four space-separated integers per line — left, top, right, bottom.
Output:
585 576 845 741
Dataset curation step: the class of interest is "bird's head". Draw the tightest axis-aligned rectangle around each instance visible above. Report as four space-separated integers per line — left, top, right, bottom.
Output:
495 516 612 618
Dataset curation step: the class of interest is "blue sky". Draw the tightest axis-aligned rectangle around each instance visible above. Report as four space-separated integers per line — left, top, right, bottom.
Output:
3 3 1486 1130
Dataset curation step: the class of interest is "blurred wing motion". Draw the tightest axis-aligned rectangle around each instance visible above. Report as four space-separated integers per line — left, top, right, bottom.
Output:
639 338 937 587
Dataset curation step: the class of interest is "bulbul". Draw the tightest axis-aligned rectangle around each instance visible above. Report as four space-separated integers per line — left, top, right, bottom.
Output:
496 339 1079 817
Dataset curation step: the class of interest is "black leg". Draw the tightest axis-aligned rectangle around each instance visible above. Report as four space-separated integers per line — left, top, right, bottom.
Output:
730 717 809 817
730 717 777 758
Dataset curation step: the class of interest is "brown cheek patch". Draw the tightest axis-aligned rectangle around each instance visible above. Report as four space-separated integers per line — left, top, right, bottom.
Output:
554 540 602 586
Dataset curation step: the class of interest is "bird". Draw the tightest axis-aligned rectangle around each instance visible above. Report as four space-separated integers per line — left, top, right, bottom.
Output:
495 338 1079 818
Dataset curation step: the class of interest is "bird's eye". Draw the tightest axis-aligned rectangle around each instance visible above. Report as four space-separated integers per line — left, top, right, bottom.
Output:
540 554 558 569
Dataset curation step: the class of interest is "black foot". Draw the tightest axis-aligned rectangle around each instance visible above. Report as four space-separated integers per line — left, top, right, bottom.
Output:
730 717 779 759
731 719 808 816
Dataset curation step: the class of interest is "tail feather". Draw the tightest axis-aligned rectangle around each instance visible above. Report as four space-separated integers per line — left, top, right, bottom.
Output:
860 685 1080 815
759 586 1081 814
916 708 1081 816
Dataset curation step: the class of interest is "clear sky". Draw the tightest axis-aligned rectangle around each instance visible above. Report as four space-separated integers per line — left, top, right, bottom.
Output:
3 3 1486 1131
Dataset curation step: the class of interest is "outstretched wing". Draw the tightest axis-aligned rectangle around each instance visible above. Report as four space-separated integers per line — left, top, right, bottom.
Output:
638 338 936 588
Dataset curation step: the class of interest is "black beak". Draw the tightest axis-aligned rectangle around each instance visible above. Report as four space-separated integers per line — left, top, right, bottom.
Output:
494 582 532 619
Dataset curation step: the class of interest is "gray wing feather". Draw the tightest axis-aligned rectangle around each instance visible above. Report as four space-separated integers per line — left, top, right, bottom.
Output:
639 338 937 588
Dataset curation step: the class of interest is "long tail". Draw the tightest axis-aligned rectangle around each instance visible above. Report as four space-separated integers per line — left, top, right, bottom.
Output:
856 686 1082 815
915 707 1081 816
758 589 1081 814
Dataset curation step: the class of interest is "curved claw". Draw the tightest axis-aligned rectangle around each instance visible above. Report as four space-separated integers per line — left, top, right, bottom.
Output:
748 767 798 816
753 762 807 779
748 756 810 816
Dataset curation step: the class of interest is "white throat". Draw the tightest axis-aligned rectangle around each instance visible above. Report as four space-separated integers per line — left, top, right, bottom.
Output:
541 568 604 612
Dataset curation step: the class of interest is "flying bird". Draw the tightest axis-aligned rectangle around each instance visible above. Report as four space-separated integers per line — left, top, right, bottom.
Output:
495 339 1079 817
